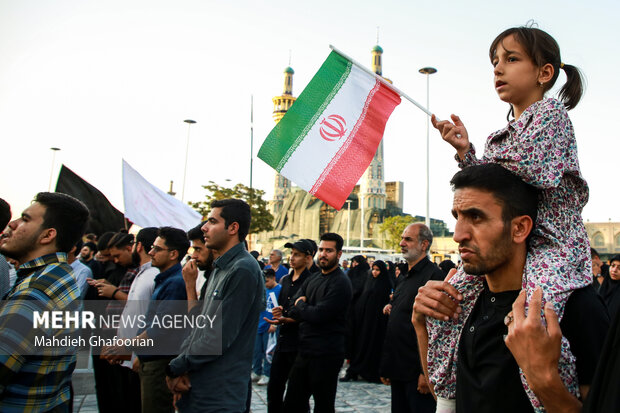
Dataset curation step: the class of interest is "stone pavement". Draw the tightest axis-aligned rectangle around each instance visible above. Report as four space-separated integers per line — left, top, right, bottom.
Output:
72 368 393 412
249 378 392 413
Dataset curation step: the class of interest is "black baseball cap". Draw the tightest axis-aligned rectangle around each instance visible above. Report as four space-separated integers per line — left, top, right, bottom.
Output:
284 239 314 256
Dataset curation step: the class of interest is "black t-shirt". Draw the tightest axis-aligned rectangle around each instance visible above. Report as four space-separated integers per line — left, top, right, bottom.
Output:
456 283 609 413
380 257 444 381
288 267 352 357
276 268 312 352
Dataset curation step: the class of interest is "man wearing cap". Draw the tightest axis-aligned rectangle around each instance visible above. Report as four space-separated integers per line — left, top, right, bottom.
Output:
302 239 320 273
277 233 352 412
267 239 315 413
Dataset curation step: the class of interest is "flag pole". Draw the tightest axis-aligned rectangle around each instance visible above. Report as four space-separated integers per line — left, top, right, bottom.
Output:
329 45 433 117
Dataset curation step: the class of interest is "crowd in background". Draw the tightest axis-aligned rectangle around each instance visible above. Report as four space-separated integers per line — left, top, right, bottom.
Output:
1 192 620 413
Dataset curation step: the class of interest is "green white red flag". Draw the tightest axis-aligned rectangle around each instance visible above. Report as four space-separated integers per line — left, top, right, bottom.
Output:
258 50 401 210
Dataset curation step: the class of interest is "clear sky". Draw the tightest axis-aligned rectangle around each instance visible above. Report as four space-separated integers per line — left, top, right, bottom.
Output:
1 0 617 231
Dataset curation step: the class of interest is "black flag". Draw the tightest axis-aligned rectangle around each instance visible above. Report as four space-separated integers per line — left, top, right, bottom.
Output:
55 165 125 235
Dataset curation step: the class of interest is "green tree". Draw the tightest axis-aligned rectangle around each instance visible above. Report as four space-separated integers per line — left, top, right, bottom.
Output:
189 181 274 234
380 215 419 250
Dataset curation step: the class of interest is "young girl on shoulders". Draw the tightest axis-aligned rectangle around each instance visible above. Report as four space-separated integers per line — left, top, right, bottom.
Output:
428 26 590 412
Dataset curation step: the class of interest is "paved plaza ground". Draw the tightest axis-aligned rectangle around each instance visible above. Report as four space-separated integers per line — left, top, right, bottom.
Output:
72 355 392 412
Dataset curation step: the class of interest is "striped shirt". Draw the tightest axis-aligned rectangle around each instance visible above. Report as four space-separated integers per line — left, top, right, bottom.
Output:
0 252 80 412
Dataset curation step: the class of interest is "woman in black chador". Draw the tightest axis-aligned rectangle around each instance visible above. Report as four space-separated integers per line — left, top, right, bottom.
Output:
344 260 392 382
343 255 370 363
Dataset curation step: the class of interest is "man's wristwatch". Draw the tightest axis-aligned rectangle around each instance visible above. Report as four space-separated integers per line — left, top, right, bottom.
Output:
165 364 180 378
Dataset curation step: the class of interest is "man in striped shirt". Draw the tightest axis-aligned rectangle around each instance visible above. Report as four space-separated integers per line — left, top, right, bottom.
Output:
0 192 89 412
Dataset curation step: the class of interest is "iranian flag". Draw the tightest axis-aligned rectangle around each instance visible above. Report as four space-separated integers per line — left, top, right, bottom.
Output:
258 50 401 210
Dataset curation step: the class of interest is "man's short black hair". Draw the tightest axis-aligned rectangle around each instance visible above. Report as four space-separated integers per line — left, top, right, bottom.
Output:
158 226 190 261
591 248 600 259
320 233 344 252
74 239 84 255
187 222 206 242
34 192 89 253
0 198 11 230
450 164 539 225
210 199 251 242
136 227 158 252
263 268 276 279
303 239 318 256
108 232 134 249
97 232 115 251
83 241 97 253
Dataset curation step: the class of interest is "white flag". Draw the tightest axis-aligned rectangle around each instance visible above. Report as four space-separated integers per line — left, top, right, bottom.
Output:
122 159 201 230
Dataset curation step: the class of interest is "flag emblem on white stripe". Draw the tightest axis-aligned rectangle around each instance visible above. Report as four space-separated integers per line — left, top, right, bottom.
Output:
319 114 347 141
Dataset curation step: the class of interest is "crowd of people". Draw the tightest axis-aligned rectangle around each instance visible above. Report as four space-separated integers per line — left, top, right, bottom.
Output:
1 186 619 413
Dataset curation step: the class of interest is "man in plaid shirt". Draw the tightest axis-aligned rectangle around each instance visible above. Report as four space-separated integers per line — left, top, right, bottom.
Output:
0 192 89 412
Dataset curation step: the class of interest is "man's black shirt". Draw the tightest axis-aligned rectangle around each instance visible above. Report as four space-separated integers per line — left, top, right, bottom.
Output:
288 267 352 357
456 283 609 413
276 268 312 352
380 257 444 381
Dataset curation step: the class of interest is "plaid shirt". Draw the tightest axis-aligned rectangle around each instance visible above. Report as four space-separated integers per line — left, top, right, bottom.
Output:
0 252 80 412
105 266 139 315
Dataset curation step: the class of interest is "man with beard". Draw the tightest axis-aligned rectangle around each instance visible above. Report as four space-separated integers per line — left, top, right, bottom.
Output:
379 223 443 413
79 241 97 267
0 192 89 411
281 232 352 412
413 165 608 413
102 228 160 412
267 238 314 413
166 199 264 412
182 223 215 310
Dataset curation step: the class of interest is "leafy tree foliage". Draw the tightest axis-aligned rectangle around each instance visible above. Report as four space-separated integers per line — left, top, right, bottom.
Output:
189 181 273 234
380 214 420 250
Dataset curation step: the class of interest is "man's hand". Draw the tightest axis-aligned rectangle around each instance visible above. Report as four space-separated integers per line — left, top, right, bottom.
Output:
294 296 307 306
383 304 392 315
412 269 461 326
272 305 284 318
431 114 470 159
167 373 191 408
182 259 199 286
417 374 431 394
87 278 107 287
96 281 118 298
504 288 581 413
380 377 391 386
505 288 561 390
268 325 277 333
264 316 296 325
167 374 191 393
101 345 131 363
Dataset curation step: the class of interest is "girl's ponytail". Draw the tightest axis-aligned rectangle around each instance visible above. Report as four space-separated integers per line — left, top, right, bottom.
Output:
558 63 585 111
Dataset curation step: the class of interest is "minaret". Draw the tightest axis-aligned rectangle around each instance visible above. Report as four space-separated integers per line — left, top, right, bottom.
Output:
271 66 297 214
359 45 387 210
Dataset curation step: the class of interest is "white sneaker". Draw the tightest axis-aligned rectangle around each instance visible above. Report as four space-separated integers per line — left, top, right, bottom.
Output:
251 372 261 382
257 376 269 386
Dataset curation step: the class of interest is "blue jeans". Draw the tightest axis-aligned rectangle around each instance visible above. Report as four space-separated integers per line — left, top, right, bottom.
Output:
252 331 271 377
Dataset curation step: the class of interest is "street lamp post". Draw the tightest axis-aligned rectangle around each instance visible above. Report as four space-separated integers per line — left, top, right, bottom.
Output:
346 200 352 248
419 67 437 228
250 95 254 190
360 194 365 249
182 119 197 202
48 147 61 191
